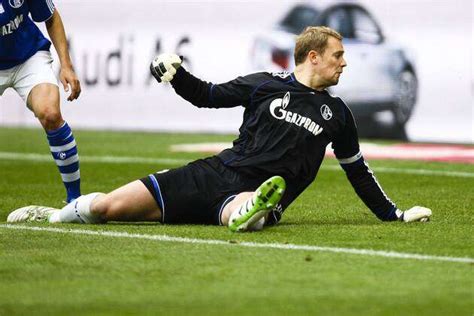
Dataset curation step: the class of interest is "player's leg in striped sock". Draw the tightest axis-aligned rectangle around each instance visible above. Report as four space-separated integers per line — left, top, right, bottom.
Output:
46 121 81 202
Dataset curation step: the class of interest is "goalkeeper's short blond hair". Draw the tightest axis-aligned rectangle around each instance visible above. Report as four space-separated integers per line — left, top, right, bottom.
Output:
294 26 343 66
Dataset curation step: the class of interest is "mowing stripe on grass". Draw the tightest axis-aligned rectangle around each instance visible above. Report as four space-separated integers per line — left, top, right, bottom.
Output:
0 151 473 178
1 224 472 264
321 165 474 178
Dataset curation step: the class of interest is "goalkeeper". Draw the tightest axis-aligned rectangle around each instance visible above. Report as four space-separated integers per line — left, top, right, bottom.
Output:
7 26 432 231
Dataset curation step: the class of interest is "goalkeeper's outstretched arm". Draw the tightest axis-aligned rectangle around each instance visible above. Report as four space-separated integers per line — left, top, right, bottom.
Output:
332 102 432 222
339 156 432 222
150 53 257 109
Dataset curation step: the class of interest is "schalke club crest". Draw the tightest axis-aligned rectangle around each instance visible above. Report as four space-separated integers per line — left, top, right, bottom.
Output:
9 0 24 9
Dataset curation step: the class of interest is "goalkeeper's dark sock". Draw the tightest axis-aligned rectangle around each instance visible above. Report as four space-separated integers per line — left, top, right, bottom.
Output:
46 122 81 202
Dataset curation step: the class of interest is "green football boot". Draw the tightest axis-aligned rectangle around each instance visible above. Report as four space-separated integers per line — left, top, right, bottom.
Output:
228 176 286 232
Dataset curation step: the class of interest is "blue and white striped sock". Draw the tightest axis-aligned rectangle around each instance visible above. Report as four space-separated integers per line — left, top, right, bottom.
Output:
46 122 81 202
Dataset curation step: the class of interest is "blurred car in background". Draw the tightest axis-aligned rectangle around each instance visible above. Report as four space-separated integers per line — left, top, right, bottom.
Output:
251 2 417 129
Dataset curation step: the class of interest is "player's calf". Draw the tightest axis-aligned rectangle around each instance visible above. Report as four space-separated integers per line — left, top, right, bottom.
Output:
29 84 81 202
45 122 81 203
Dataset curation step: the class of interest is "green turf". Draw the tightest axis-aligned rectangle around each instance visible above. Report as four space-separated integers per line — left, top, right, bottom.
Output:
0 127 473 315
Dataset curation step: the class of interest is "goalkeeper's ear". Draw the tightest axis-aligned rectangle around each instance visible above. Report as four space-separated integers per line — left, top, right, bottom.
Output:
150 53 182 83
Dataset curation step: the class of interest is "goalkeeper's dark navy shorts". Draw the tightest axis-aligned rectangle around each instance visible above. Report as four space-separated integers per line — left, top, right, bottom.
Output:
140 156 265 225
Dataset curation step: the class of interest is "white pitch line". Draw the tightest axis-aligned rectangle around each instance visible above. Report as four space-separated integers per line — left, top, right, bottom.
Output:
0 151 190 165
0 151 473 178
1 224 472 264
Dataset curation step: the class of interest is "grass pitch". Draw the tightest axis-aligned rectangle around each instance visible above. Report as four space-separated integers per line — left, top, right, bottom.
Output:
0 127 472 315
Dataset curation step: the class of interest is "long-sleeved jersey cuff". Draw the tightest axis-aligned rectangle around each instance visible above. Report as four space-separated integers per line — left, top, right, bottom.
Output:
385 206 400 221
170 67 188 89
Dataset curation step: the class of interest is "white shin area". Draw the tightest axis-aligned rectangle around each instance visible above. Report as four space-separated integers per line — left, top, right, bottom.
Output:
49 193 104 223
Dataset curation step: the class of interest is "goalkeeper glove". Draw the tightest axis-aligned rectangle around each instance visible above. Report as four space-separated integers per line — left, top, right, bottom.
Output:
396 206 432 222
150 53 182 83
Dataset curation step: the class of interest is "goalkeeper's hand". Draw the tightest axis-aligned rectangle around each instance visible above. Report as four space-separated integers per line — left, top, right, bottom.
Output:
397 206 432 222
150 53 182 83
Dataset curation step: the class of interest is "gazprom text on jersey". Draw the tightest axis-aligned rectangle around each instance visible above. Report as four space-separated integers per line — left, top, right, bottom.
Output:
1 14 23 36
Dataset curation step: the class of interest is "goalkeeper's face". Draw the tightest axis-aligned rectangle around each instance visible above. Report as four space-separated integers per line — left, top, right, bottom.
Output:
315 37 347 87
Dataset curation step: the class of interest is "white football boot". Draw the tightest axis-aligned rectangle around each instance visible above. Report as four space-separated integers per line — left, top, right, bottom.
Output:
7 206 59 223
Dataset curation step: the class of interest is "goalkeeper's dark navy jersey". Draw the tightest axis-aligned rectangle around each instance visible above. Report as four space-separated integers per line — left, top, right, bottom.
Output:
171 68 398 222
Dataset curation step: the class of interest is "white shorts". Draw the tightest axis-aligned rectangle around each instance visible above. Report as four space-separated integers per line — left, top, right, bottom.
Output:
0 50 59 106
